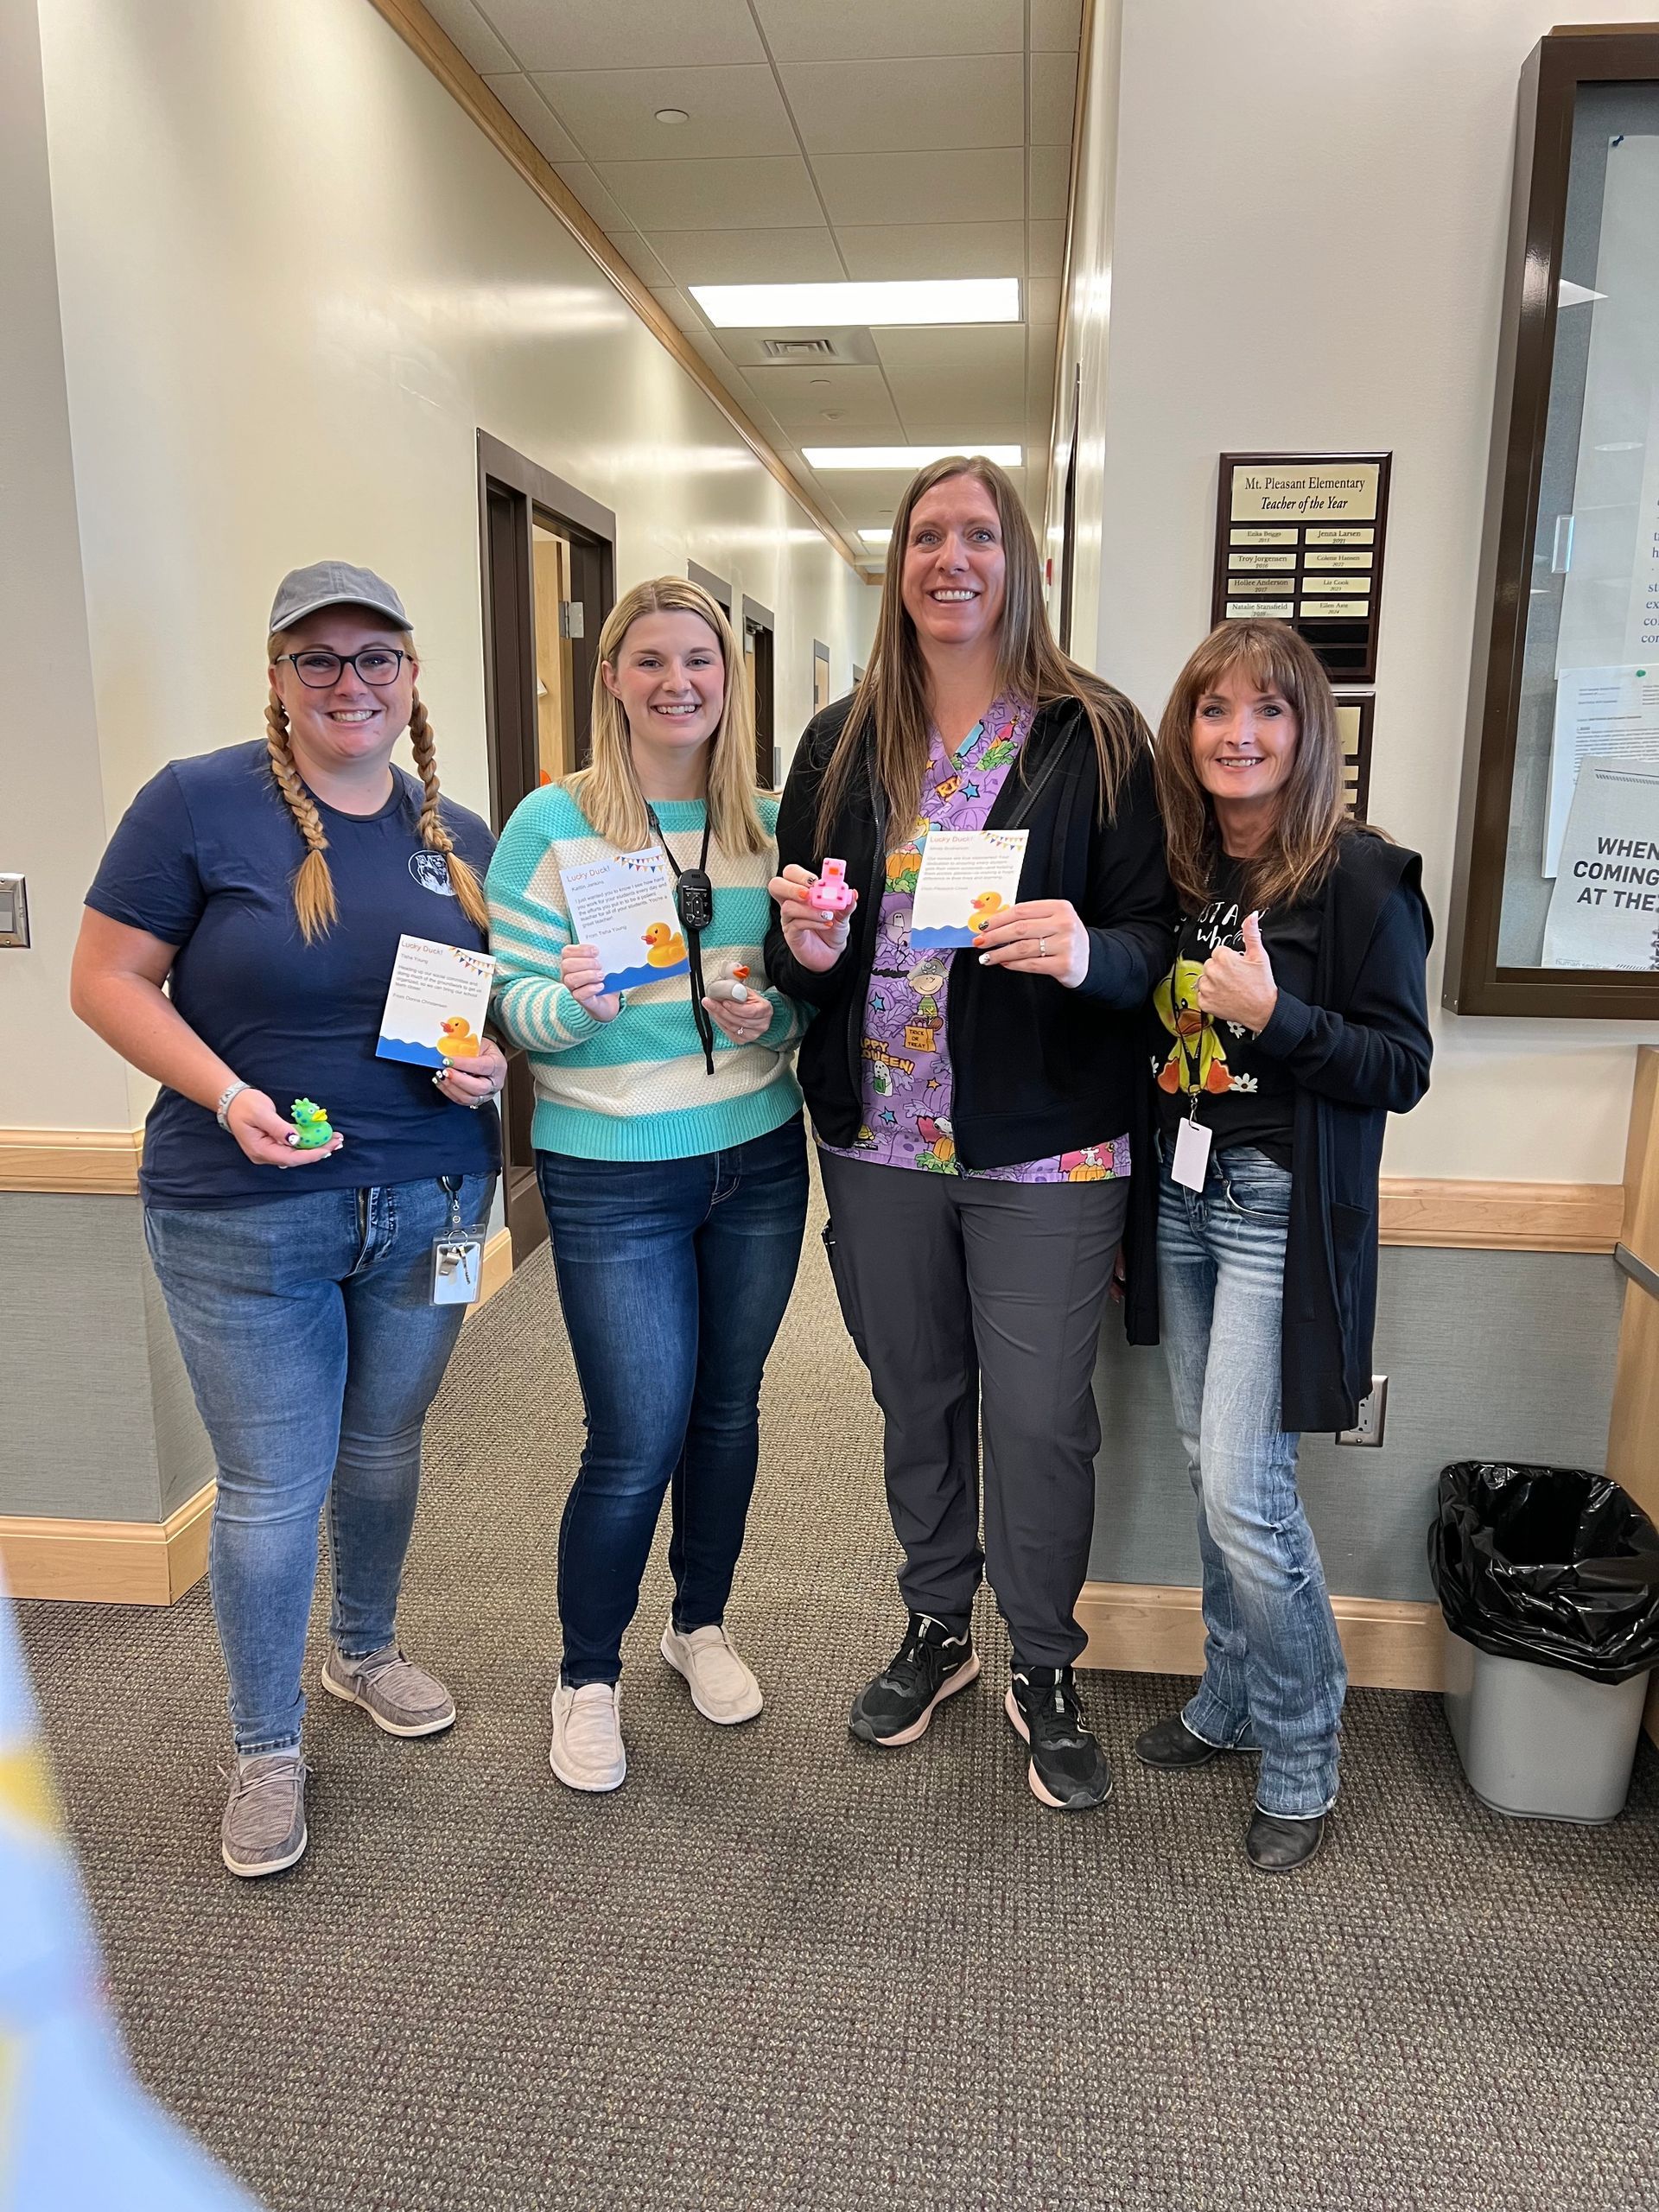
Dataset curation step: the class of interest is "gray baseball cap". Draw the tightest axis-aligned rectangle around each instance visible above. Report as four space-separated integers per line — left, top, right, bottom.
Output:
268 560 411 635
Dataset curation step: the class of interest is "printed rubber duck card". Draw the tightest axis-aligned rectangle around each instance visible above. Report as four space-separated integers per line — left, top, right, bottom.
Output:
561 847 690 994
377 935 496 1070
908 829 1029 950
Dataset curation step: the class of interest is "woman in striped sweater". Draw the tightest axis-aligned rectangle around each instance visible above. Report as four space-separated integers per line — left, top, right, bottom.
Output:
486 576 809 1794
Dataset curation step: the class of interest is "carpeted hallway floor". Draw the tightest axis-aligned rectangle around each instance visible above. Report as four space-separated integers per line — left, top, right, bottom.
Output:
19 1217 1659 2212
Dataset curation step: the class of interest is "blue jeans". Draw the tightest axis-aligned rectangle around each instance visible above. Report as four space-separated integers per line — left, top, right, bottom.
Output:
145 1173 496 1755
537 1116 809 1688
1156 1147 1347 1817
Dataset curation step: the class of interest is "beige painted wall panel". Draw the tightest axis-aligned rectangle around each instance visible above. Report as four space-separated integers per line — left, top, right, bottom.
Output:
1055 0 1659 1184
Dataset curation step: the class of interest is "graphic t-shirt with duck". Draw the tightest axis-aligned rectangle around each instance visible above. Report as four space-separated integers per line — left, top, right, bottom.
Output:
1152 857 1320 1170
821 697 1129 1184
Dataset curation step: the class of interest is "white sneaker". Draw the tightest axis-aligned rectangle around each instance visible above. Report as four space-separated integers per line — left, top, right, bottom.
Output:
659 1622 764 1725
550 1681 626 1793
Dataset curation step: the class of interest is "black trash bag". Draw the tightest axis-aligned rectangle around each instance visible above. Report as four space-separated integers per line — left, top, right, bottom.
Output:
1428 1462 1659 1684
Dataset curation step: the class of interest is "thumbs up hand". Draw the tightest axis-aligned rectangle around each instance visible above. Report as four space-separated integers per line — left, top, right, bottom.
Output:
1196 910 1278 1032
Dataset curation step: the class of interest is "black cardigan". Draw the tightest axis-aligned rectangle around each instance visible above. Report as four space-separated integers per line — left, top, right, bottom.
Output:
766 692 1176 1306
1140 830 1433 1433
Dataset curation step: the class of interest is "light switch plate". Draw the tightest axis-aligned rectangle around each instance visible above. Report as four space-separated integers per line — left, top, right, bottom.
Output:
1336 1374 1388 1447
0 874 28 948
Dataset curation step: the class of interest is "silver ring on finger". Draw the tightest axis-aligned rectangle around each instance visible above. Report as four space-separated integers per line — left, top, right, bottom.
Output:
1039 935 1048 959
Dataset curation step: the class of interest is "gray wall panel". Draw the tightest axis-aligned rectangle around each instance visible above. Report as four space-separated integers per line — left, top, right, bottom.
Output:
1090 1248 1624 1602
142 1247 214 1517
2 1192 165 1520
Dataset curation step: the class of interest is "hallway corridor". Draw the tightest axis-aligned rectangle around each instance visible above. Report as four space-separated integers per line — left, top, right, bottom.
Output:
19 1211 1659 2212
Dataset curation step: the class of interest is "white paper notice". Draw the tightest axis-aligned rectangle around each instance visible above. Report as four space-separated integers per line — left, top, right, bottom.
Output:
909 830 1029 950
1542 761 1659 969
376 936 495 1068
561 847 689 994
1545 664 1659 875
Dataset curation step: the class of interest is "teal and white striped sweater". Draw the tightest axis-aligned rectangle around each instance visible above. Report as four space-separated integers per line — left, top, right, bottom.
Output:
485 785 805 1162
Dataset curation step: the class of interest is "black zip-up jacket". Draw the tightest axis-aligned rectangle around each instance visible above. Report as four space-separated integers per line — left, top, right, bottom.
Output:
1146 830 1433 1433
766 693 1176 1283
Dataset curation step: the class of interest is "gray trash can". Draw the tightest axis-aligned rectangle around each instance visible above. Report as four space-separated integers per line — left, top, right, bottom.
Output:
1442 1627 1652 1823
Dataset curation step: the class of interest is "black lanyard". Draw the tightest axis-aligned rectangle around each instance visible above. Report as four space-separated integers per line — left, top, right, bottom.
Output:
645 804 716 1074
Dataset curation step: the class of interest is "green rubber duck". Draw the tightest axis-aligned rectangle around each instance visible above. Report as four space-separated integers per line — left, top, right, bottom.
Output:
289 1098 334 1148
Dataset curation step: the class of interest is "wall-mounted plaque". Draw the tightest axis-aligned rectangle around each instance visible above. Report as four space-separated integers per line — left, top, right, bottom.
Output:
1333 691 1375 823
1212 453 1391 683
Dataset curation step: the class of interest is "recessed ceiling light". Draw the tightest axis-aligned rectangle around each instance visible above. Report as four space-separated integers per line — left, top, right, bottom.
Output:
858 529 893 545
654 107 690 124
690 279 1020 328
803 444 1022 470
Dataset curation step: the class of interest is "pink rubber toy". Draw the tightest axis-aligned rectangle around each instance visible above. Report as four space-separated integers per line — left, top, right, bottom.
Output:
808 858 855 919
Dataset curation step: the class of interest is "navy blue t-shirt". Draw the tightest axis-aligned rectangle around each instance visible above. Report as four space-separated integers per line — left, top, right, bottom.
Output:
86 740 501 1207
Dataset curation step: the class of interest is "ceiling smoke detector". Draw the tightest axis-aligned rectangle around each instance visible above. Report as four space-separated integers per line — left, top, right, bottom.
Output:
654 107 690 124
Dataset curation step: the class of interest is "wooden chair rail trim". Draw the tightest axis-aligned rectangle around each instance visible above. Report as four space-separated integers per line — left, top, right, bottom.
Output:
1 1480 213 1605
360 0 862 572
0 1127 143 1194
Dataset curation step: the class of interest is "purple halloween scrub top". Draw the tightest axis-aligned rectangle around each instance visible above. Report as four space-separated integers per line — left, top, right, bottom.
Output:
818 697 1130 1184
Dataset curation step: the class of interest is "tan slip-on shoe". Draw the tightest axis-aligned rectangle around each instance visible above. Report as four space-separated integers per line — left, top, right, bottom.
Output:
659 1623 764 1724
550 1681 626 1793
220 1751 308 1878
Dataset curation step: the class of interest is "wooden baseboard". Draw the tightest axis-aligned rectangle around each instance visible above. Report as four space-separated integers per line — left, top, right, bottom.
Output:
1 1480 213 1605
468 1227 513 1317
1076 1579 1443 1692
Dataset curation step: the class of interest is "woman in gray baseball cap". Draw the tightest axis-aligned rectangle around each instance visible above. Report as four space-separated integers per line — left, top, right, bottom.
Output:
72 562 505 1878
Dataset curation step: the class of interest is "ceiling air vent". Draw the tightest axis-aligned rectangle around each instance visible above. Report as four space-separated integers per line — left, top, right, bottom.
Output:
759 335 842 361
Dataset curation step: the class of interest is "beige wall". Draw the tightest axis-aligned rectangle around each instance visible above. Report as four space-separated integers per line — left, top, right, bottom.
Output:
1053 0 1659 1184
18 0 873 1135
0 0 131 1135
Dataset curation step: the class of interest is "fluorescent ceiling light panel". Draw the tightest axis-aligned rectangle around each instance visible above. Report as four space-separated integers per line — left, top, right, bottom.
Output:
690 279 1020 328
804 445 1022 469
858 529 893 544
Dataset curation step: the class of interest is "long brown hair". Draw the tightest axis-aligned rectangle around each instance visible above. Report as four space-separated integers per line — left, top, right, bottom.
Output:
567 576 768 858
815 454 1144 845
264 631 490 943
1154 619 1367 915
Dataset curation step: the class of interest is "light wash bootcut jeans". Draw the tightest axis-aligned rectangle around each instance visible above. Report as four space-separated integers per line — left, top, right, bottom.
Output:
1156 1146 1346 1817
145 1172 496 1755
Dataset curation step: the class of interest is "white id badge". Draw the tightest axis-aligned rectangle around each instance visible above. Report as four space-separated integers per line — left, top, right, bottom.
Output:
1171 1116 1212 1192
431 1232 484 1306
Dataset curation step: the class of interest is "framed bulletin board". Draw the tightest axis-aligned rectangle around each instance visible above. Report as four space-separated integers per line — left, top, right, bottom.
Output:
1445 26 1659 1017
1213 453 1391 683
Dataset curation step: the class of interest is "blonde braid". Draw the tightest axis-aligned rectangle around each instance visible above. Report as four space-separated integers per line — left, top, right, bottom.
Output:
407 692 490 931
265 692 339 942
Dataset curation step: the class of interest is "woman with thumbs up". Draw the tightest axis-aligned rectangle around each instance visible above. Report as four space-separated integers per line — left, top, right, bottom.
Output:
1142 620 1432 1872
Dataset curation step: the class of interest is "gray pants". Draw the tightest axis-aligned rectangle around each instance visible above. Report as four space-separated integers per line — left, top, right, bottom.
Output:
818 1150 1129 1669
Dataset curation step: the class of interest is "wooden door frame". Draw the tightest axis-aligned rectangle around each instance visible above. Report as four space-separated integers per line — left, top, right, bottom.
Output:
742 595 775 789
476 429 616 1262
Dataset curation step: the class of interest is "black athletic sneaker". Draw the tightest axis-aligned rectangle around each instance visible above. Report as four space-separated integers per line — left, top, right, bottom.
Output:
849 1613 980 1745
1005 1667 1113 1811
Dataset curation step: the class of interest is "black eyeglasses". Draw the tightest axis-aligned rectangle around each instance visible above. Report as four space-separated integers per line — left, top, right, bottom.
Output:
275 648 409 689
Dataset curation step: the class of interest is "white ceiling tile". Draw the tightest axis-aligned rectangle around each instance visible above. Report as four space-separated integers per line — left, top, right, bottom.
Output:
423 0 517 74
530 66 796 161
647 285 710 337
1029 0 1084 52
1028 51 1078 146
552 161 635 233
873 326 1027 376
885 364 1027 421
1027 143 1071 222
480 0 765 71
1026 219 1065 279
754 0 1022 61
741 365 901 431
644 228 845 284
606 231 675 286
781 57 1023 156
595 156 823 231
1026 276 1062 323
836 221 1026 282
896 419 1029 448
481 73 582 162
812 148 1024 227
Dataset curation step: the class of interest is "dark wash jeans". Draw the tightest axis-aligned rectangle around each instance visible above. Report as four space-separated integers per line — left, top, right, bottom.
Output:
536 1116 809 1688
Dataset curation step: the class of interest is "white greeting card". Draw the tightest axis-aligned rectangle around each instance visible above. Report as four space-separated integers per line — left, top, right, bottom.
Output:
376 935 495 1069
909 830 1029 950
562 847 690 994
